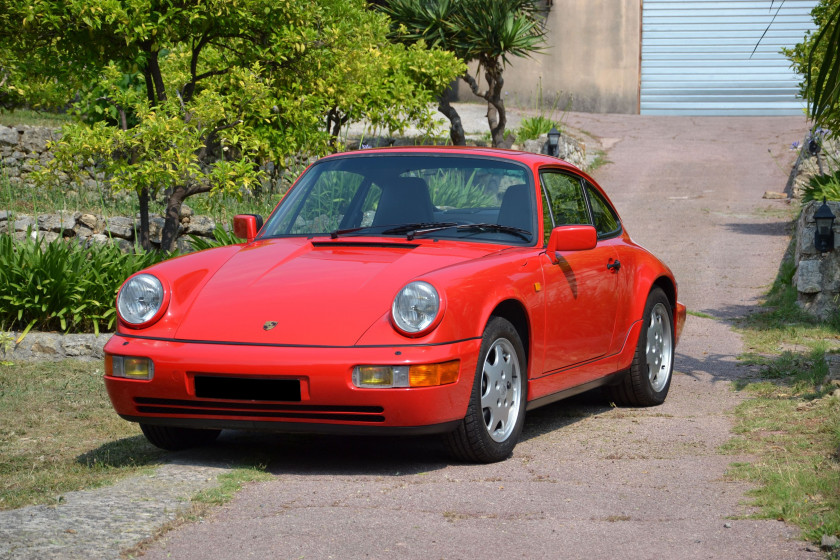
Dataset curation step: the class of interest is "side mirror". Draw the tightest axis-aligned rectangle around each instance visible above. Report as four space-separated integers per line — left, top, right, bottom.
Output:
547 225 597 263
233 214 264 243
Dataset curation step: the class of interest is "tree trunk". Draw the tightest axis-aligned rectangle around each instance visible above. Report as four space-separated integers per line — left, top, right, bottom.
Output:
138 187 151 251
160 184 211 253
485 63 508 148
438 96 466 146
160 186 188 254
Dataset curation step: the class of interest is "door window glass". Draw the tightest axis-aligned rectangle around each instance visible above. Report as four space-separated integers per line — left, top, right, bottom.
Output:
585 183 621 238
540 171 591 244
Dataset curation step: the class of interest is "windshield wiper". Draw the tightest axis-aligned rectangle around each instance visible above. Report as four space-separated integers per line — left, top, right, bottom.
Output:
381 222 458 240
456 223 533 242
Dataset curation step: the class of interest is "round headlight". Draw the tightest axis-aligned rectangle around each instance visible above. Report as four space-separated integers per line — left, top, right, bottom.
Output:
392 281 441 336
117 273 165 326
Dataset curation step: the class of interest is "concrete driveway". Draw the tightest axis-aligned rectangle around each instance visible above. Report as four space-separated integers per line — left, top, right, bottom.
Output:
134 110 816 560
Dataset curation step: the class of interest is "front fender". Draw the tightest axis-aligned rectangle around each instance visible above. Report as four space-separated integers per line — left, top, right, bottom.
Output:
354 250 544 347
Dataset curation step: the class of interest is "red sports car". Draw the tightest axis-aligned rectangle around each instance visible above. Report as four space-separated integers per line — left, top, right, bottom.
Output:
104 146 685 463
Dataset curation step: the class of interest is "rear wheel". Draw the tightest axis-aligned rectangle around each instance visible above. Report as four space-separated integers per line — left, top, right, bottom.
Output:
446 317 526 463
604 287 673 406
140 424 221 451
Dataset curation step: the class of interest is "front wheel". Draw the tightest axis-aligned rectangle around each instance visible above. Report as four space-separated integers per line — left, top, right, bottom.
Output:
604 287 674 406
140 424 221 451
445 317 527 463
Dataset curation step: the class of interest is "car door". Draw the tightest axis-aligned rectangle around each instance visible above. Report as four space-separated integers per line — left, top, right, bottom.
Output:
539 170 622 374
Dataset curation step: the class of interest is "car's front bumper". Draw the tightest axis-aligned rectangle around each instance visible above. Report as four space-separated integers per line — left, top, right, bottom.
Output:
104 334 481 434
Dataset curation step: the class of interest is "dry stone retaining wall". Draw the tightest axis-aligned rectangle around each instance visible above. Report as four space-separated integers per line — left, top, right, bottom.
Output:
0 124 58 186
0 208 218 253
794 199 840 320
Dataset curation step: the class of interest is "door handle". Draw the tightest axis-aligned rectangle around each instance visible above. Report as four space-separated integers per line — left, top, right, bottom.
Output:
607 259 621 272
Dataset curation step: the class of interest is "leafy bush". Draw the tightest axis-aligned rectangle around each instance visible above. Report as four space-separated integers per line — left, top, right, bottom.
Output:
516 115 560 143
188 225 241 251
0 231 166 334
803 169 840 202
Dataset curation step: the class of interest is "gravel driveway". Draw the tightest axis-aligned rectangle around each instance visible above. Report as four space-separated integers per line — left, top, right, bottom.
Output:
1 107 820 560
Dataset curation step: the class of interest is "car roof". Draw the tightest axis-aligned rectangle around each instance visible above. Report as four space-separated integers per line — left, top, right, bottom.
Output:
320 145 578 170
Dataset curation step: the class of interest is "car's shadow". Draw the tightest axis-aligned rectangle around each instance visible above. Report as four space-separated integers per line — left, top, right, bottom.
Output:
81 389 613 475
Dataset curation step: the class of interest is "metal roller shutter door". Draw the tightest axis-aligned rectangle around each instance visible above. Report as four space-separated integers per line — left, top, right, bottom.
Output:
641 0 818 115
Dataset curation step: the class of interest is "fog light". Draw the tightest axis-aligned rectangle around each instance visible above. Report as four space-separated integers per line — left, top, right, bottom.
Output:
353 366 409 388
353 361 459 388
107 355 154 380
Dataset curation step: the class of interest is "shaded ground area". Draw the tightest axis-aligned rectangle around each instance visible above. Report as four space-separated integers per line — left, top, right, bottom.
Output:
1 106 819 559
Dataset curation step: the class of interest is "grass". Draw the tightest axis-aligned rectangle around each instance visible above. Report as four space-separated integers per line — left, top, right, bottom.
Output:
0 360 165 509
726 243 840 554
0 109 72 128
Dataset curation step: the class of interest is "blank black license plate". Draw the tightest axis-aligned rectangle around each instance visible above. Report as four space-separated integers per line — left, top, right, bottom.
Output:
193 376 302 402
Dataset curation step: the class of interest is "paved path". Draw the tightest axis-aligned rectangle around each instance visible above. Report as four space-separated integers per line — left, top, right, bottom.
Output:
133 110 818 560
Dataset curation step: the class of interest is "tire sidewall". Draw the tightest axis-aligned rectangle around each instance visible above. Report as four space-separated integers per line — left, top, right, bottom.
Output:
635 288 674 404
468 316 528 459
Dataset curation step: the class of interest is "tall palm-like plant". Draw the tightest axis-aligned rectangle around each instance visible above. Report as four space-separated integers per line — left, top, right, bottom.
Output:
380 0 545 147
806 3 840 129
782 0 840 131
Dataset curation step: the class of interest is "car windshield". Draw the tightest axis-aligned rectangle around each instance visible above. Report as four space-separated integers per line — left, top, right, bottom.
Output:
260 153 536 245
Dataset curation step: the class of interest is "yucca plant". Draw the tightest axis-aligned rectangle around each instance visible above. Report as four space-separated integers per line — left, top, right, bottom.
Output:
380 0 545 147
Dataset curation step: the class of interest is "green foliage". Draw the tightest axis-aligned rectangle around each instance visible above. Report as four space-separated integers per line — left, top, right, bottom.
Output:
0 231 166 334
784 0 840 131
188 224 241 252
382 0 545 63
3 0 462 252
517 116 558 143
381 0 545 147
803 168 840 202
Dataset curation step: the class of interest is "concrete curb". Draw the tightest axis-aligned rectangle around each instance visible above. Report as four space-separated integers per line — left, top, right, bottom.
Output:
0 331 109 362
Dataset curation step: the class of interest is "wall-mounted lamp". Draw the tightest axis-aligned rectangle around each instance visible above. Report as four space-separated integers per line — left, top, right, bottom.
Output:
546 127 561 158
814 197 836 253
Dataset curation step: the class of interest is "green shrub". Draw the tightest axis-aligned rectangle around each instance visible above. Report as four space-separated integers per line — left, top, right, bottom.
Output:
803 169 840 202
0 231 166 334
516 115 560 143
188 224 241 251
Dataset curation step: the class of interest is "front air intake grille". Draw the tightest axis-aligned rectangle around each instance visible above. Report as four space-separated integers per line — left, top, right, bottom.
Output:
133 397 385 423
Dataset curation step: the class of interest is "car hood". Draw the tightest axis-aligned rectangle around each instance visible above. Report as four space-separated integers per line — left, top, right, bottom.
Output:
173 238 499 346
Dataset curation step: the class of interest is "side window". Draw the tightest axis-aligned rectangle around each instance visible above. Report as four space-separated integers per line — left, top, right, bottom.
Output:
540 171 590 244
585 183 621 238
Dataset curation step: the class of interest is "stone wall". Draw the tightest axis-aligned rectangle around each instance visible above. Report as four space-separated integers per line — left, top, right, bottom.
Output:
0 331 107 362
794 199 840 320
0 124 58 186
0 207 219 253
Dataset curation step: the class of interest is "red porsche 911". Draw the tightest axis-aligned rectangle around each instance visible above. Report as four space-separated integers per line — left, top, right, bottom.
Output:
104 146 686 463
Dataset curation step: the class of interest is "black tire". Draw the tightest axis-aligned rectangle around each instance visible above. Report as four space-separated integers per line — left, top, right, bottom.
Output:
140 424 221 451
604 287 674 407
445 317 527 463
